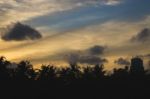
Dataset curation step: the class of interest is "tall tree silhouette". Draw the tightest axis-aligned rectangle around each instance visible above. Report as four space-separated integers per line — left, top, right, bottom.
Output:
112 66 129 79
38 65 57 81
15 61 35 80
92 64 106 79
59 64 82 85
0 56 11 80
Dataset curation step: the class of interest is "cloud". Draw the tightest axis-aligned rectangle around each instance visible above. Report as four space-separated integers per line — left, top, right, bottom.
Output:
88 45 106 55
15 44 108 67
0 0 56 27
66 45 107 65
67 53 107 65
144 54 150 58
79 55 108 65
0 0 121 28
138 54 150 59
104 0 122 5
131 28 150 43
1 22 42 41
114 57 130 66
25 0 150 38
51 0 121 6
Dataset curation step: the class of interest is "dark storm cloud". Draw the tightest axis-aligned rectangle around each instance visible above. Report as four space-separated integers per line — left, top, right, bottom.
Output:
131 28 150 43
66 45 107 65
114 58 130 66
89 45 105 55
1 22 42 41
67 53 107 65
79 56 108 65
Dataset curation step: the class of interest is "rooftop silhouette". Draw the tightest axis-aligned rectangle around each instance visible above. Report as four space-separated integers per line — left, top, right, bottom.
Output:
130 57 145 75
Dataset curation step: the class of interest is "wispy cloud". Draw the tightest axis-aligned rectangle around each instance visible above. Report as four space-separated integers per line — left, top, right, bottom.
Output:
0 0 121 27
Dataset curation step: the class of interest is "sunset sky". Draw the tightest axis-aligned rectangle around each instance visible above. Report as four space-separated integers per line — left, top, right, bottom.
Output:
0 0 150 70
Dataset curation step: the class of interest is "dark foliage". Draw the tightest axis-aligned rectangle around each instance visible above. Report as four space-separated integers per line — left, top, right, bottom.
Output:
0 56 150 99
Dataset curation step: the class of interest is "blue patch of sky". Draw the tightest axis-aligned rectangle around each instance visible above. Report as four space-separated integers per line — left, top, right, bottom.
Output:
25 0 150 34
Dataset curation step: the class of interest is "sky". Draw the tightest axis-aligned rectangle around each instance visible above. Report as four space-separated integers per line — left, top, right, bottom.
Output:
0 0 150 70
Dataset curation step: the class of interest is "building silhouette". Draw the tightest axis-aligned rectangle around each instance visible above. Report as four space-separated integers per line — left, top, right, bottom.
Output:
130 57 144 75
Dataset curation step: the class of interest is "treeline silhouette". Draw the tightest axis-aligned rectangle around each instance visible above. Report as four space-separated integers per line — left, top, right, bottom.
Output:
0 56 150 99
